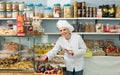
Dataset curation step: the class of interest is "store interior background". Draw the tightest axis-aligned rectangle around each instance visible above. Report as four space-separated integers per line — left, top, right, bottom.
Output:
2 0 120 45
1 0 120 75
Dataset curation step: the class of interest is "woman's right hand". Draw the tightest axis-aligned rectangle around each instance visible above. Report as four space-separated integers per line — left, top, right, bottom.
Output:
39 55 48 62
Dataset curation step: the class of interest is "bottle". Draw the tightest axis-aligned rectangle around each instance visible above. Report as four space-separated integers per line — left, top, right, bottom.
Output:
77 22 82 32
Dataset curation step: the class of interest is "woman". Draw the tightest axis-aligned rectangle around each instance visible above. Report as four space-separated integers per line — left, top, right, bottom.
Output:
39 20 87 75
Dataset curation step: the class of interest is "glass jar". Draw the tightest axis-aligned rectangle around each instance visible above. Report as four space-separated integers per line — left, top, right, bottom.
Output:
43 7 52 18
0 11 6 18
53 3 61 18
12 1 19 11
64 4 72 18
26 3 34 11
0 1 6 11
12 10 18 18
6 1 12 11
19 2 25 11
26 3 34 18
6 11 12 18
35 3 43 18
7 20 13 29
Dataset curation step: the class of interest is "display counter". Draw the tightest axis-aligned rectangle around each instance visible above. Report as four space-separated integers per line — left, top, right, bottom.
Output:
84 56 120 75
0 56 120 75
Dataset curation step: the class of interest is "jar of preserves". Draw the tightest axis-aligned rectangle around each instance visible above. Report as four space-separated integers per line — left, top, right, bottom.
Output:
6 1 12 11
12 11 18 18
64 4 72 18
35 3 43 18
53 3 61 18
19 2 25 11
6 11 12 18
43 7 52 18
12 1 19 11
0 11 6 18
0 1 6 11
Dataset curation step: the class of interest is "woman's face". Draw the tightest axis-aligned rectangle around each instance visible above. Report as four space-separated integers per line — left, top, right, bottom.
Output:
59 27 70 37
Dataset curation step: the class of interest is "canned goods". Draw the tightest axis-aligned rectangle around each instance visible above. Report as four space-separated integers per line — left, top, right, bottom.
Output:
93 12 97 17
82 9 86 17
89 12 93 17
89 7 92 12
77 2 82 9
78 9 82 17
81 2 86 9
92 7 97 12
6 1 12 11
0 1 6 11
86 7 89 12
86 11 89 17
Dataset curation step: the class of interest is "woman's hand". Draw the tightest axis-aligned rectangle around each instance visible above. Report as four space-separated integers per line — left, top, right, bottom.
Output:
39 55 48 62
65 49 74 56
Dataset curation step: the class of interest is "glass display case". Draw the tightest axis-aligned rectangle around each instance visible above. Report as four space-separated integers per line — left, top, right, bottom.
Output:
0 36 34 72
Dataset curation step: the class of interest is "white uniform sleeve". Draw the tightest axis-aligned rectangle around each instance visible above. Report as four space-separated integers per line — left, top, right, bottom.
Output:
73 35 87 57
45 39 62 61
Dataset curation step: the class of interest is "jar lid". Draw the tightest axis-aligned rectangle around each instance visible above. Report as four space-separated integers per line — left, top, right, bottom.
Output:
35 3 43 6
64 4 71 6
54 3 60 6
26 3 34 6
44 7 52 10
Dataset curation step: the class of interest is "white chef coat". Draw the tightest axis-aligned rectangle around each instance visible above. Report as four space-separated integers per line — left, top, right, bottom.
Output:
45 33 87 72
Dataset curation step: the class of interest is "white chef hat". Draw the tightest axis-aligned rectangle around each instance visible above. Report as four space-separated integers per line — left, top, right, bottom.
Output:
56 20 74 32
